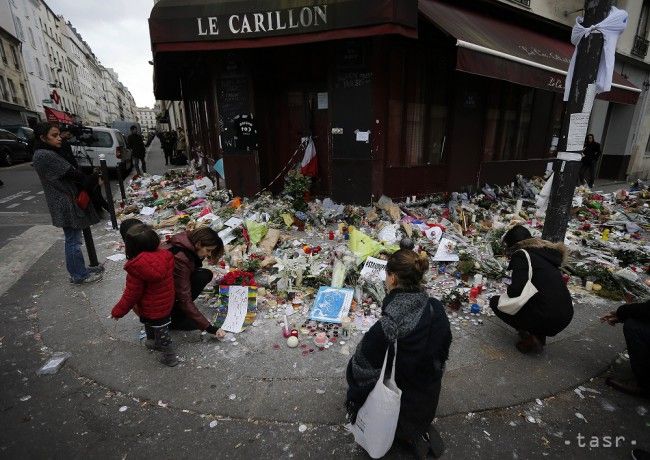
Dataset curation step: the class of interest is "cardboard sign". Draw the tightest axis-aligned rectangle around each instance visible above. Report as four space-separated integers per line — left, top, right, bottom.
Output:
220 286 256 333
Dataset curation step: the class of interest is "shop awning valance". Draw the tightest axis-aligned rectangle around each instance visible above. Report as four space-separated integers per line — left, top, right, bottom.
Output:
419 0 640 105
150 0 417 52
44 107 74 124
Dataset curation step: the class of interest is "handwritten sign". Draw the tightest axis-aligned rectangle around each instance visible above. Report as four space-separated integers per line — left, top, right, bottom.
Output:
221 286 250 333
360 256 387 281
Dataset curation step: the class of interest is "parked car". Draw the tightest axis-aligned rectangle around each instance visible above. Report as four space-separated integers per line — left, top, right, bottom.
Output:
72 126 132 175
1 125 35 158
0 128 32 166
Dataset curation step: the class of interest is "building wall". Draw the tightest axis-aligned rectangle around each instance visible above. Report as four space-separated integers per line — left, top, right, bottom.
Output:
7 0 50 120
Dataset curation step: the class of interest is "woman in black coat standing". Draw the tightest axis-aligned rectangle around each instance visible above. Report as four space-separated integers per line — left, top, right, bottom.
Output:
347 244 452 459
490 225 574 354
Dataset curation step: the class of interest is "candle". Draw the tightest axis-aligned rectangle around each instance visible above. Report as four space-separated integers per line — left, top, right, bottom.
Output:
283 314 290 337
514 199 523 214
585 281 593 291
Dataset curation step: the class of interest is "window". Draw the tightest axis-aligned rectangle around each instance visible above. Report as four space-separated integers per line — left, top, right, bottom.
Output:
15 17 24 41
7 79 18 103
20 84 28 106
482 82 534 161
35 58 43 78
28 28 35 47
387 44 449 167
11 46 20 70
0 40 7 63
0 77 7 100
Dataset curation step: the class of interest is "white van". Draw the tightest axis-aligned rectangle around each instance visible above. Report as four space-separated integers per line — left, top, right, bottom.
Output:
72 127 132 174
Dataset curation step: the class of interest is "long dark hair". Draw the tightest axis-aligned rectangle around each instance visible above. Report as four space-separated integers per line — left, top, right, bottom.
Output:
34 122 59 151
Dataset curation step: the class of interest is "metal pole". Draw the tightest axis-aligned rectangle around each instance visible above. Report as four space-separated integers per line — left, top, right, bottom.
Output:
99 154 118 230
116 160 127 201
83 227 99 267
542 0 614 242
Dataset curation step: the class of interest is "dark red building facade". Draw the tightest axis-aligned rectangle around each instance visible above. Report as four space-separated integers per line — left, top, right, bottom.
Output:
150 0 640 204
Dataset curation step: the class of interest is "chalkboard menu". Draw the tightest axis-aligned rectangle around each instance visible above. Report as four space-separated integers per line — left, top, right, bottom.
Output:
217 59 251 154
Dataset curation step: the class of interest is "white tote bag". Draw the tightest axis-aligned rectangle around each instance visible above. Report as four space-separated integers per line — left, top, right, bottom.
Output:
347 341 402 459
498 249 538 315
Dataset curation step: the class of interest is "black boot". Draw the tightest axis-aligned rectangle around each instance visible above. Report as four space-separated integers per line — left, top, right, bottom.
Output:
144 324 160 350
154 325 178 367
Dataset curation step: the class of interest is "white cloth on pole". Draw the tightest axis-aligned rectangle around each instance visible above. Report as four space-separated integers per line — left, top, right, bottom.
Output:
564 7 628 101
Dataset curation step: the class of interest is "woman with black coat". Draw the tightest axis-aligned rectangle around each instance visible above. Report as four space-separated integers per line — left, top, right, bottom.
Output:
490 225 574 354
347 244 452 459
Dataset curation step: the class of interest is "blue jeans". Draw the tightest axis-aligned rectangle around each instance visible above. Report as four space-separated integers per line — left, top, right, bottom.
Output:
63 228 89 282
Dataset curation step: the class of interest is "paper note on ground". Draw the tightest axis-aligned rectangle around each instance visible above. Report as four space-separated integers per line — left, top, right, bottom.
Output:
432 238 459 262
360 256 388 281
224 217 243 228
140 206 156 216
107 253 126 262
220 286 249 333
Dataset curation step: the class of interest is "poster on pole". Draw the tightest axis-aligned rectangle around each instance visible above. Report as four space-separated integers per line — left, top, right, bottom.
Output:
566 112 590 152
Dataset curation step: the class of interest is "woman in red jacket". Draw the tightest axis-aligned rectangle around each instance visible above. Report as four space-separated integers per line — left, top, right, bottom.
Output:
111 224 178 367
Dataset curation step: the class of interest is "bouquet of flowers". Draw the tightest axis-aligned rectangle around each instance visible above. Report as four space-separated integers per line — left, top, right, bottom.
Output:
221 270 256 287
441 288 469 311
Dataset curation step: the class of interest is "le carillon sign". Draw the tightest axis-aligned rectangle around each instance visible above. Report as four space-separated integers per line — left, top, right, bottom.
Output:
149 0 417 43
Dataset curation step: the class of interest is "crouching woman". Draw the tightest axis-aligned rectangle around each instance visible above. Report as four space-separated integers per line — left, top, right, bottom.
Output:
346 248 452 458
490 225 574 354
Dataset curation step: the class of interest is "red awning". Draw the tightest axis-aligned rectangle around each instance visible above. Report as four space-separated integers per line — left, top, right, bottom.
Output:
44 107 74 124
419 0 640 105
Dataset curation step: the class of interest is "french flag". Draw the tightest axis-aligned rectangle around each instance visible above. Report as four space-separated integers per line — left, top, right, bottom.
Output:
300 136 318 177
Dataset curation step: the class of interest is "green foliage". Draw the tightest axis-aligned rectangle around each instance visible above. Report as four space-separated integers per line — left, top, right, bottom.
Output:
283 169 311 212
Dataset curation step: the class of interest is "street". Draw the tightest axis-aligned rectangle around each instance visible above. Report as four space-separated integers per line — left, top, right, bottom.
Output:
0 141 648 459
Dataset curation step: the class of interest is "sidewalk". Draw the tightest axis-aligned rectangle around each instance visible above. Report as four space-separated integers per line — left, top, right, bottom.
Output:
30 141 627 424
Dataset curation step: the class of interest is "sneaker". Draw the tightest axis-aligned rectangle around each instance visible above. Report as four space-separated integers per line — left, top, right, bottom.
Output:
88 264 105 274
71 272 103 284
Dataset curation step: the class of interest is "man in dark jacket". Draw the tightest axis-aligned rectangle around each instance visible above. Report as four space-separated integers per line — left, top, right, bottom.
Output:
602 300 649 398
579 133 601 188
127 125 146 174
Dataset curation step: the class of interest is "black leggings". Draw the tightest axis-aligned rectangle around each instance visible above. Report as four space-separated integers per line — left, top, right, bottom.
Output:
170 268 213 331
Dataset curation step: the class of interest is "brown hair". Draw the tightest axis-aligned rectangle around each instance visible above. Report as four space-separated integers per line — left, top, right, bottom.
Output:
386 249 429 290
125 224 160 259
188 227 224 259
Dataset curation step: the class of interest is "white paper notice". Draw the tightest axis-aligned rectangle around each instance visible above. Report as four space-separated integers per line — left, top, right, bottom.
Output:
360 257 388 281
566 112 590 152
432 238 459 262
582 83 597 113
218 227 237 245
224 217 243 228
139 206 156 216
221 286 249 333
355 131 370 143
317 92 328 110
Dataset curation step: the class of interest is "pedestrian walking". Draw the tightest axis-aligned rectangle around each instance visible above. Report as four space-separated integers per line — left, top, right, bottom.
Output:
601 299 649 398
111 223 178 367
346 243 451 459
162 227 225 338
159 131 175 166
579 133 601 188
171 127 188 166
32 122 102 284
127 125 147 174
489 225 574 354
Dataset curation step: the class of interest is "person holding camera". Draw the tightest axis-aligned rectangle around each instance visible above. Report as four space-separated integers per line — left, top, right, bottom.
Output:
32 122 102 284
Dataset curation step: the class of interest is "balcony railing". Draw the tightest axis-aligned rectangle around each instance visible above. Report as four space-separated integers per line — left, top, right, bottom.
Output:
632 34 649 59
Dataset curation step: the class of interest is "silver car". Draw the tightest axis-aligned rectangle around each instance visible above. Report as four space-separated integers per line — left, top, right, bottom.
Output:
73 127 133 175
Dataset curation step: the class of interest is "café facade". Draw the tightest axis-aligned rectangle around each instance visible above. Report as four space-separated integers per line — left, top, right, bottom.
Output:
150 0 640 204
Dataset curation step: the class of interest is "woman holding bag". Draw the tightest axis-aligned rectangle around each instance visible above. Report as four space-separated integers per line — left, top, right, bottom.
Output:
346 242 451 459
33 122 102 284
489 225 573 354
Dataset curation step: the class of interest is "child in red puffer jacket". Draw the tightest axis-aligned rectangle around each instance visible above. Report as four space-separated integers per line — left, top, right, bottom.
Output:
111 224 177 367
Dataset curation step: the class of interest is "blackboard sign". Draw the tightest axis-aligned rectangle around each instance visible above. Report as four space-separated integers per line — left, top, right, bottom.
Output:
335 71 373 89
218 65 251 154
